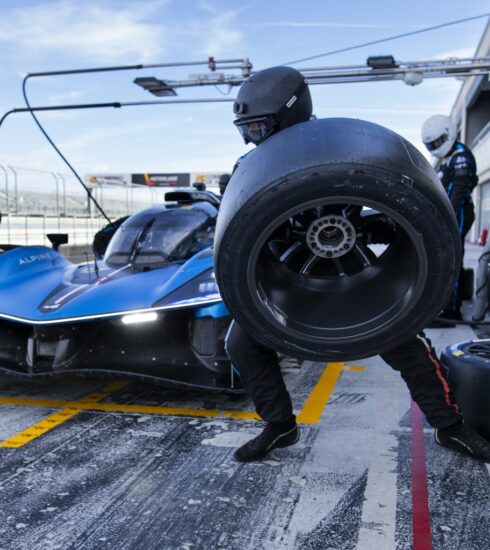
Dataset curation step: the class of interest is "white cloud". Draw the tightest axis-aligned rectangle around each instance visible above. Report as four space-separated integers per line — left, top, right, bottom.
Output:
0 1 167 62
0 0 246 62
185 5 246 56
433 47 476 59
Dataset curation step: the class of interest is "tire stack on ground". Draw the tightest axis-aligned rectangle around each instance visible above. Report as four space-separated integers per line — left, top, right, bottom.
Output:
442 341 490 440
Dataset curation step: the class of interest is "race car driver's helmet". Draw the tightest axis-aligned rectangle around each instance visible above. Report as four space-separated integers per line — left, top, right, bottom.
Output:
233 66 312 145
218 173 231 195
421 115 457 159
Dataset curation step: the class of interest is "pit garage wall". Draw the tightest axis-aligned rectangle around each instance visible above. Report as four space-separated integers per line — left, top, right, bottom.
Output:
450 20 490 242
473 127 490 238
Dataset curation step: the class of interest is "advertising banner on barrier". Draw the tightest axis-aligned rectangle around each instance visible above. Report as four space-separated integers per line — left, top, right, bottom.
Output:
85 172 226 188
131 173 191 187
86 174 131 187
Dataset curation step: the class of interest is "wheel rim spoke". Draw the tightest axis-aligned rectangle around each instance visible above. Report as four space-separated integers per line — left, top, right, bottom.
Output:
332 258 346 277
353 243 373 267
279 241 303 262
300 254 321 275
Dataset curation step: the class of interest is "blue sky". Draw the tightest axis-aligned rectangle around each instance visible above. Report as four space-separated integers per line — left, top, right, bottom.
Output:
0 0 488 176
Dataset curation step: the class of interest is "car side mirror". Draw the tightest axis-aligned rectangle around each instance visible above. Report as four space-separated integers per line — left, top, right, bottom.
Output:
47 233 69 251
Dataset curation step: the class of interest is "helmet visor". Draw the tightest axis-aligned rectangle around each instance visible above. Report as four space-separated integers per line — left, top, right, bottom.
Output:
424 132 448 152
234 116 277 144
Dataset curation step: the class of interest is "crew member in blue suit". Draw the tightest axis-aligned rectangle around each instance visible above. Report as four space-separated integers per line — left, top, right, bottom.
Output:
422 115 478 321
224 66 490 463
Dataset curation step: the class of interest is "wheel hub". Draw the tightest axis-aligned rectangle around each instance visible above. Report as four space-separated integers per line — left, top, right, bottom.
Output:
306 215 356 258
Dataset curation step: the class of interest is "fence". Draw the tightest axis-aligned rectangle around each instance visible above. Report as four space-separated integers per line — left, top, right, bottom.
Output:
0 214 108 247
0 165 218 246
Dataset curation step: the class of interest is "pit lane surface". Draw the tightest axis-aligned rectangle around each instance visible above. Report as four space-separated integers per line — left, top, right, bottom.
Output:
0 322 488 550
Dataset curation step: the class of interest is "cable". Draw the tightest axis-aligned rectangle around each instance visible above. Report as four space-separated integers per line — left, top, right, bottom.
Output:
283 13 490 66
214 84 233 96
22 75 112 223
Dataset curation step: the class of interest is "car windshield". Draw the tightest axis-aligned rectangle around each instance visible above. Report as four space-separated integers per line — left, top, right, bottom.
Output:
104 208 215 268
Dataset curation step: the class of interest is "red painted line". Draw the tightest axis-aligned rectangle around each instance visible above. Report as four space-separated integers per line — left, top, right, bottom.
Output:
411 400 433 550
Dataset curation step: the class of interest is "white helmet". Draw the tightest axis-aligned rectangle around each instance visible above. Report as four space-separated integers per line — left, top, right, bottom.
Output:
421 115 457 159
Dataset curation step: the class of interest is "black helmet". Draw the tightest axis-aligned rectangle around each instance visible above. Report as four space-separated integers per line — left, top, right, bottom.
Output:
233 66 312 145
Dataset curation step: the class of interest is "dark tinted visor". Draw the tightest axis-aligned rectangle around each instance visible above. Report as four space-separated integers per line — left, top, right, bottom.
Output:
425 133 448 152
233 116 277 144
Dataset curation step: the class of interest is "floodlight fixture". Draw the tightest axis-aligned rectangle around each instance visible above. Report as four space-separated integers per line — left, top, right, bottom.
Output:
134 77 178 97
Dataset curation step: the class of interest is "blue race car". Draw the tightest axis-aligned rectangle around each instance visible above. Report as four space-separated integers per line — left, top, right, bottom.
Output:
0 190 239 392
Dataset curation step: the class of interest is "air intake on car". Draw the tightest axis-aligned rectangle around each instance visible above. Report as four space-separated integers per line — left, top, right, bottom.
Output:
191 318 217 356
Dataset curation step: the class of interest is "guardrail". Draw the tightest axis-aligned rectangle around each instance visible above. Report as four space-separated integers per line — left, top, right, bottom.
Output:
0 165 220 246
0 214 107 247
0 164 175 217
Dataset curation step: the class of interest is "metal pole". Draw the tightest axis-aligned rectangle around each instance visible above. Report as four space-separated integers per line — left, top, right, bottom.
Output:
0 165 9 213
7 166 18 213
26 58 250 78
50 172 59 217
57 173 67 215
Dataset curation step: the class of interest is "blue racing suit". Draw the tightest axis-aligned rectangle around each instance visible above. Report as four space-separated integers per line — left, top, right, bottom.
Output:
438 142 478 313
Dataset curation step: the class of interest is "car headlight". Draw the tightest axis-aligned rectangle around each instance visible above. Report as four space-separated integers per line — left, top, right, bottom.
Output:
122 312 159 325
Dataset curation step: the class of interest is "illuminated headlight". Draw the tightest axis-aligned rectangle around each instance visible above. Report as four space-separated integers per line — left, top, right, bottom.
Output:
122 312 158 325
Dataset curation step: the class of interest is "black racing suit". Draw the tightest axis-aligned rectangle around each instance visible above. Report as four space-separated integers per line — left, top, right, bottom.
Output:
438 142 478 314
224 155 463 431
226 323 461 429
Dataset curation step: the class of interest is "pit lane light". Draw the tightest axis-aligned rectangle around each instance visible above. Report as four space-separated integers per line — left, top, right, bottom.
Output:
366 55 398 69
134 77 177 97
122 311 159 325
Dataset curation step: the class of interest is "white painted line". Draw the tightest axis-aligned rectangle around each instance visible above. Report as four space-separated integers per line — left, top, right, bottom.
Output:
356 385 400 550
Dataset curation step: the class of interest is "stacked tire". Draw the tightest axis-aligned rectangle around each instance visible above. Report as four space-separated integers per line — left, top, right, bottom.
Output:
442 341 490 440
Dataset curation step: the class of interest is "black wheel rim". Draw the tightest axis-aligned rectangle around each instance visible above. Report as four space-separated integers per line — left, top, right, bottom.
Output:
247 197 428 343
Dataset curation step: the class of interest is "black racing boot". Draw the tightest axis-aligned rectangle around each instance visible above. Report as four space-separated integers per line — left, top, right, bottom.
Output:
435 421 490 462
234 421 300 462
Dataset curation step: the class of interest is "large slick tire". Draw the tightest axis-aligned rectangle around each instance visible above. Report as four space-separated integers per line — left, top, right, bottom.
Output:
441 341 490 440
473 245 490 321
214 118 461 361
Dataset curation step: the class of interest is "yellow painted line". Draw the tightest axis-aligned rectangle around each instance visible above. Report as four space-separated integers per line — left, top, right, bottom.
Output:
296 362 345 425
222 410 261 421
0 397 258 421
0 381 128 449
0 408 83 448
0 363 366 440
342 365 367 372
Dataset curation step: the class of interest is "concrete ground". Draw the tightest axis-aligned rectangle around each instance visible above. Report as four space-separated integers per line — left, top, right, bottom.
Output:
0 245 488 549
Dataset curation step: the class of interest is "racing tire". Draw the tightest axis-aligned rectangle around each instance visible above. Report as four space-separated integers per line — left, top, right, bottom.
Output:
473 247 490 321
441 341 490 440
215 118 461 361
